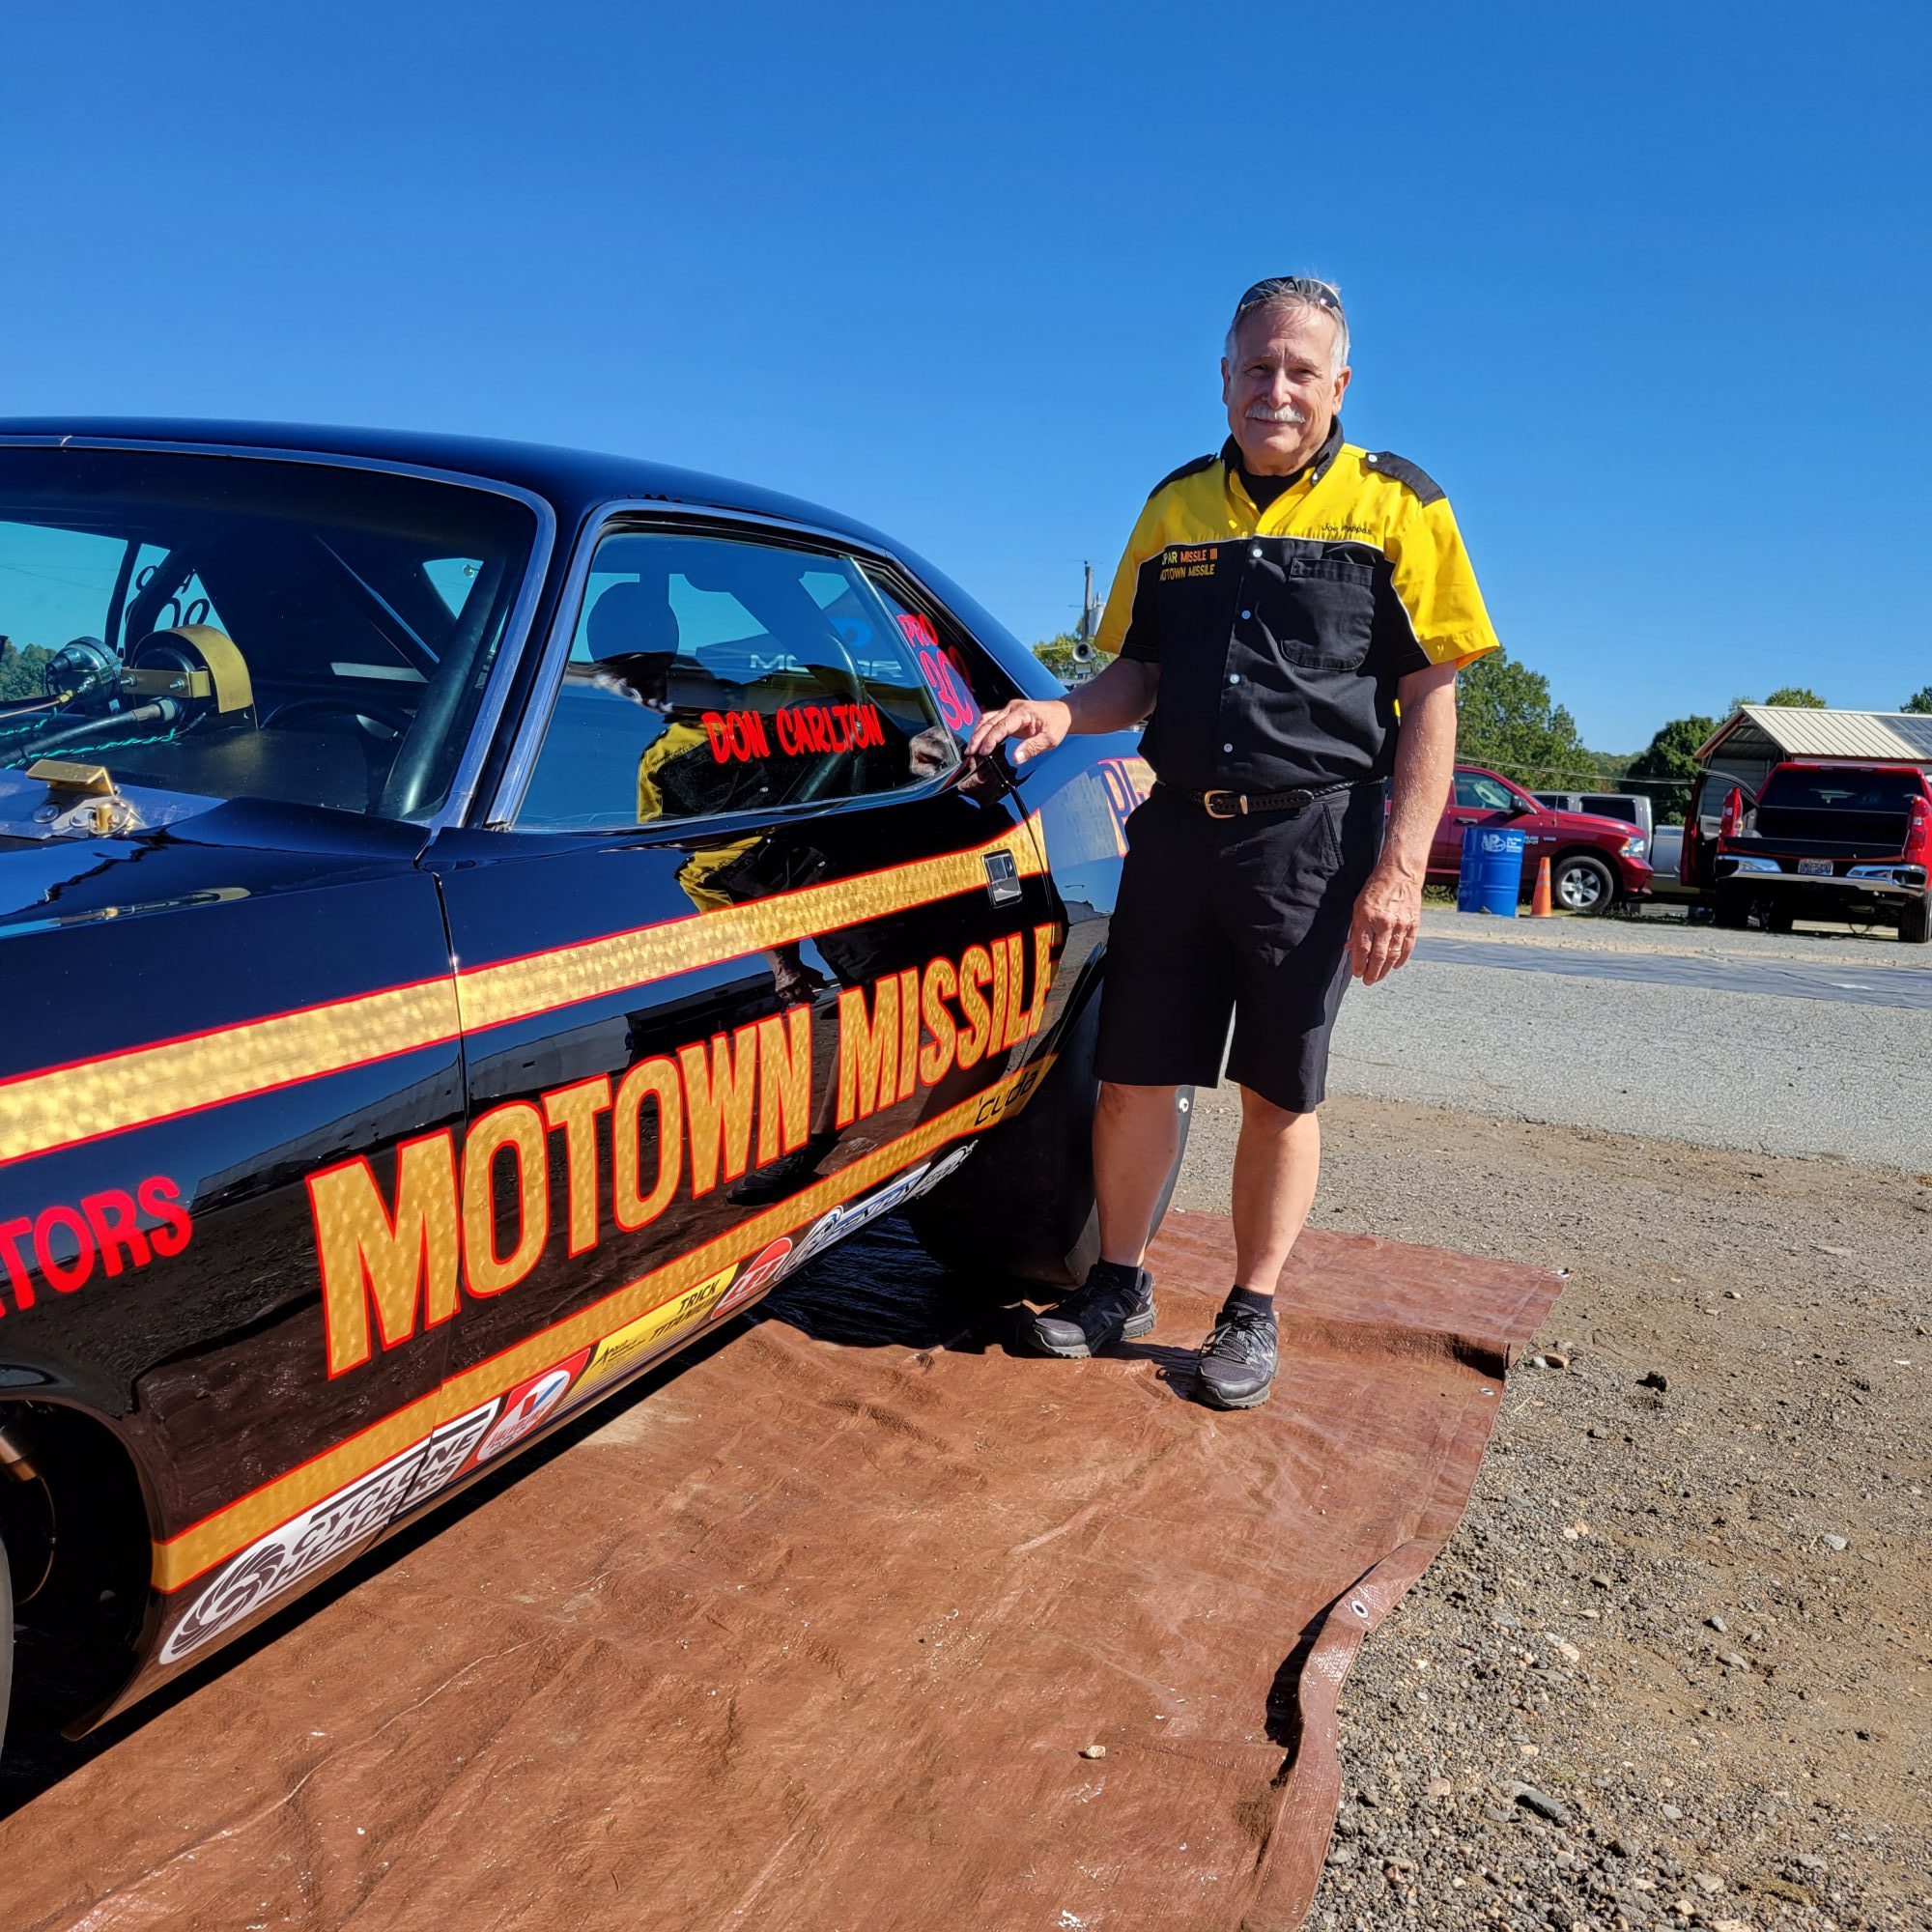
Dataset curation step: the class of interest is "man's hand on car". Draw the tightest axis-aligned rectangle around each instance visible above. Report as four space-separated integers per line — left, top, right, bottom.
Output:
966 697 1073 766
1348 862 1423 984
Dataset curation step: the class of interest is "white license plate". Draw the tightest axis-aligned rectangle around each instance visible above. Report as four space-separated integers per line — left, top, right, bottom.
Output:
1796 857 1833 876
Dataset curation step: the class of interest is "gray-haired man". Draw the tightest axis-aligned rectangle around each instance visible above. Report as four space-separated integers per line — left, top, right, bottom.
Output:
969 277 1499 1407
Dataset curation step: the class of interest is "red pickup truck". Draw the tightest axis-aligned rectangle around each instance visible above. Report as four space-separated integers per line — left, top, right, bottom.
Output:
1708 760 1932 942
1431 766 1654 915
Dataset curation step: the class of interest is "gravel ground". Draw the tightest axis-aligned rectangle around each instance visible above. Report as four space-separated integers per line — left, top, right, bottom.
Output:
1328 912 1932 1169
1175 1092 1931 1932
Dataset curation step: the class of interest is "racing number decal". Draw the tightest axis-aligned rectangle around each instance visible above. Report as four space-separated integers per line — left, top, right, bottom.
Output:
895 611 980 735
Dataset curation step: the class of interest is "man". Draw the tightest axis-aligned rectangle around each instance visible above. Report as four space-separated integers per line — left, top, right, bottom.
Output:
966 275 1498 1408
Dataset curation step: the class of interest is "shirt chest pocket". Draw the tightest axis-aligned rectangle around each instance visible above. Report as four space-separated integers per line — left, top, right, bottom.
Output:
1260 554 1376 670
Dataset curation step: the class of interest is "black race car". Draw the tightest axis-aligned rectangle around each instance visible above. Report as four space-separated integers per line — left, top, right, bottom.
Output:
0 420 1181 1754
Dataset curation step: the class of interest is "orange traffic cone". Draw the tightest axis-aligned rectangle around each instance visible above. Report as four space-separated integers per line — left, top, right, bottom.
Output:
1530 855 1554 917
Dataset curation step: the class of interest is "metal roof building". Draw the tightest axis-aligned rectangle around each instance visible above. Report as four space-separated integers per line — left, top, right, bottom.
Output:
1695 705 1932 800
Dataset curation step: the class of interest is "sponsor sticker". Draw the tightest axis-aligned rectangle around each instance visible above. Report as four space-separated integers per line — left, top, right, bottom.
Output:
572 1264 742 1403
158 1397 502 1664
469 1348 594 1468
714 1239 792 1321
757 1142 979 1297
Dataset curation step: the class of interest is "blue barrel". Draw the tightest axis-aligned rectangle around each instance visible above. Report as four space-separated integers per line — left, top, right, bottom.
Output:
1457 823 1526 916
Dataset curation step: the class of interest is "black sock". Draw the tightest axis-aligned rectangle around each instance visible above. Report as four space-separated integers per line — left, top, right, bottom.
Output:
1089 1258 1147 1293
1224 1284 1275 1321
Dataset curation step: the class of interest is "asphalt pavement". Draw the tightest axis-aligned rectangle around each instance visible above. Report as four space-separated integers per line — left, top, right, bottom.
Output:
1323 907 1932 1170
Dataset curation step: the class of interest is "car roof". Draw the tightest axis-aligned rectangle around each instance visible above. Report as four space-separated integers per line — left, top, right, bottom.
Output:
0 416 896 552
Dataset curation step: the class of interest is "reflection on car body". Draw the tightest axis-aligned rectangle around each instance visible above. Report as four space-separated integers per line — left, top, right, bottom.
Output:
0 419 1161 1755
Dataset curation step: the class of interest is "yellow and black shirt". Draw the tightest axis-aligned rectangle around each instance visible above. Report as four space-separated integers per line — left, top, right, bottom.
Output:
1094 421 1499 792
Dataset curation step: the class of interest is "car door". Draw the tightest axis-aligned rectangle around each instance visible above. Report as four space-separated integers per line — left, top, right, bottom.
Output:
1436 769 1528 879
1433 770 1488 874
422 518 1063 1446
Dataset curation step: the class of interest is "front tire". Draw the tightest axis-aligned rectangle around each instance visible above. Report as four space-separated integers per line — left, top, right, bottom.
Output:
1551 852 1618 917
906 978 1191 1286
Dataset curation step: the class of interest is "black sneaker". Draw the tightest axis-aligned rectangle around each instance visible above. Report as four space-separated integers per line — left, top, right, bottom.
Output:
1196 1302 1277 1408
1027 1261 1155 1358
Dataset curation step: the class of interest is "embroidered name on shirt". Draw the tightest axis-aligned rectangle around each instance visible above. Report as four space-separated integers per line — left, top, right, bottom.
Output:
1159 543 1220 582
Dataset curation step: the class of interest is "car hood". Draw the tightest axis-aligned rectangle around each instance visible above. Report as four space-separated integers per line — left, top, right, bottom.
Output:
0 799 429 940
1544 809 1643 839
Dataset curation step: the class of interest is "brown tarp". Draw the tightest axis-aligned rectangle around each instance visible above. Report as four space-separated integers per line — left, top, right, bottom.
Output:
2 1211 1557 1932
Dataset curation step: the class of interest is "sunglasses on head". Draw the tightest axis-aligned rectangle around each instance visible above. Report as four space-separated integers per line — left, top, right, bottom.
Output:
1234 276 1343 318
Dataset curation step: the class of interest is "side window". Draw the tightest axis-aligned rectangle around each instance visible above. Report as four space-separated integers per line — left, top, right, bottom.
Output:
866 579 988 739
516 531 960 833
1579 794 1635 825
1455 773 1520 811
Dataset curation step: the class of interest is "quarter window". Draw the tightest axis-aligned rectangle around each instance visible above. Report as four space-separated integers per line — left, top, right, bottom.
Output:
516 531 960 833
867 582 984 739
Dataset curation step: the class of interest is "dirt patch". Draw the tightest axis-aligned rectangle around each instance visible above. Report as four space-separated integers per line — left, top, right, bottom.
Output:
1214 1094 1932 1931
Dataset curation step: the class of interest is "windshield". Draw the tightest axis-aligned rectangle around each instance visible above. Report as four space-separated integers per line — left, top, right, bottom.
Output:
0 445 540 826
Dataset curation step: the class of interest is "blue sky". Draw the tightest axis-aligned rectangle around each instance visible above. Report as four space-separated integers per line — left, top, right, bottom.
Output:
4 0 1927 750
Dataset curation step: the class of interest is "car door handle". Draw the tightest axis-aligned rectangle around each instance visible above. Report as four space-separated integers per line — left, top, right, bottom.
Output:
983 849 1024 905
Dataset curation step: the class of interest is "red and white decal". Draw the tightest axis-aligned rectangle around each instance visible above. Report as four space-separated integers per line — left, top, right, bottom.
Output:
469 1348 594 1467
714 1236 794 1320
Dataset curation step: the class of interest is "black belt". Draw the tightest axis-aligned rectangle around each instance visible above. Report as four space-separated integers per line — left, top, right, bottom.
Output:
1157 780 1363 820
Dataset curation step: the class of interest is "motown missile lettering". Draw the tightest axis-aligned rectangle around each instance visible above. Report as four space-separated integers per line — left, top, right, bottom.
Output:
306 923 1059 1378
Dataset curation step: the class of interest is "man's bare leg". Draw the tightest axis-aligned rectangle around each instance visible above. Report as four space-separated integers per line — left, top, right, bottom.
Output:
1229 1088 1321 1294
1094 1079 1182 1266
1196 1088 1318 1407
1027 1079 1176 1357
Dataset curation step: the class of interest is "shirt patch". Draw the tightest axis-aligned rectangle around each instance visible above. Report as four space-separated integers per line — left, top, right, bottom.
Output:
1158 543 1222 582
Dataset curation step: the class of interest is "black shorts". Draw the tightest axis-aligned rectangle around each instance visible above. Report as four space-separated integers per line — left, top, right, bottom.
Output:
1094 783 1384 1113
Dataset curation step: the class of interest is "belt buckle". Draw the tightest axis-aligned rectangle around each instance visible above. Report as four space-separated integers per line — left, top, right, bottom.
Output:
1202 789 1242 818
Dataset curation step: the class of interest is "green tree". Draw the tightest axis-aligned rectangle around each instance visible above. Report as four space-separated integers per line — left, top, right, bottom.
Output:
1900 685 1932 715
1577 748 1636 786
1453 647 1591 785
0 640 53 702
1729 686 1827 711
1031 631 1092 685
1626 714 1720 823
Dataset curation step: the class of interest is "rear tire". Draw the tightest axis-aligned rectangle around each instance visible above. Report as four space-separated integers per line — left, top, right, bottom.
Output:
1712 891 1751 930
1764 906 1795 934
906 977 1191 1287
1901 895 1931 945
1551 852 1618 917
